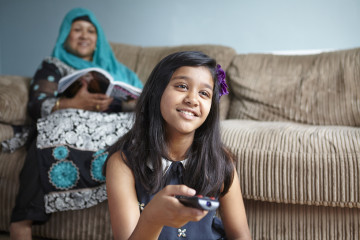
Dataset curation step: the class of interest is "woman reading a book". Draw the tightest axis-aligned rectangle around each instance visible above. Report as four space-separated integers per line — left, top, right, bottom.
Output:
9 7 143 239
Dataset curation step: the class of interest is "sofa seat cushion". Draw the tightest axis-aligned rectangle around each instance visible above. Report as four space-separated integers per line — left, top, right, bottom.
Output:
0 75 31 125
220 119 360 208
227 48 360 126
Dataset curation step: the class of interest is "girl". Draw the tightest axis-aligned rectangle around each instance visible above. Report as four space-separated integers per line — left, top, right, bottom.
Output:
105 51 251 239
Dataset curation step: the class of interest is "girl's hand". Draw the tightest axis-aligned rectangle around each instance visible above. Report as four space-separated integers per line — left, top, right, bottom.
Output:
141 185 208 229
60 79 113 111
106 152 207 240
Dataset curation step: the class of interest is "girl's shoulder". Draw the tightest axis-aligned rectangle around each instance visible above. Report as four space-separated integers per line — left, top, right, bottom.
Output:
107 150 128 166
105 150 133 178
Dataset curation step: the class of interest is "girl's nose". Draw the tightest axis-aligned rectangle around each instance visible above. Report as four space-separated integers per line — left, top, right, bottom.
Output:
184 92 199 107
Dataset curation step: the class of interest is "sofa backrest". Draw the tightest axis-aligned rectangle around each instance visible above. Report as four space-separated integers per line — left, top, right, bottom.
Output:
227 48 360 126
111 42 236 83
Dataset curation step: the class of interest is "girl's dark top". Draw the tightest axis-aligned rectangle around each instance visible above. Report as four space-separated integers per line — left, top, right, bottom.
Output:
124 150 226 240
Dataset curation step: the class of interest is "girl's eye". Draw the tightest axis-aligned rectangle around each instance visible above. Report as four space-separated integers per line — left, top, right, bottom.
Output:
200 91 211 98
175 84 188 90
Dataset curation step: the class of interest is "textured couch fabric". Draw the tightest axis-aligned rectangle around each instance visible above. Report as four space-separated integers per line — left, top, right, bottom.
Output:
0 43 359 239
0 75 31 125
227 49 360 126
222 120 360 207
221 48 360 240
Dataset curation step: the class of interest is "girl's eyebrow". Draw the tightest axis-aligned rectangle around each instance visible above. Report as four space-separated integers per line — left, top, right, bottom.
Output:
171 76 213 90
171 75 189 81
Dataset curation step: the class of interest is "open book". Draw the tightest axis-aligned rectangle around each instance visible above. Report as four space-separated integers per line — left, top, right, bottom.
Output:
58 67 142 100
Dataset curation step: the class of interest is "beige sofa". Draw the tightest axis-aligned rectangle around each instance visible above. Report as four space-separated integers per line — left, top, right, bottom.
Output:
0 42 359 239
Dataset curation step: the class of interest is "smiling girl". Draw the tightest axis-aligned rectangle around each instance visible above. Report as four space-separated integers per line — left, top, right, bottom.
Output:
105 51 251 239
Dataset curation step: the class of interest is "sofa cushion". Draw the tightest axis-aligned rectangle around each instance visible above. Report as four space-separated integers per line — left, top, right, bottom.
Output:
221 119 360 208
227 48 360 126
0 75 31 125
244 199 360 240
135 44 236 82
0 147 27 231
110 42 142 81
32 201 112 240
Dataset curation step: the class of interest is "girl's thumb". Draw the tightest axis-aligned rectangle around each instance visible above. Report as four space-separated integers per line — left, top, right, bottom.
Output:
168 185 196 197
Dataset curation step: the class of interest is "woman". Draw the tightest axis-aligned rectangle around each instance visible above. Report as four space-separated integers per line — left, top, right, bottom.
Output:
9 8 142 240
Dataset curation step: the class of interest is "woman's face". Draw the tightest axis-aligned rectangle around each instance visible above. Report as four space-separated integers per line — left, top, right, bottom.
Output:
65 20 97 61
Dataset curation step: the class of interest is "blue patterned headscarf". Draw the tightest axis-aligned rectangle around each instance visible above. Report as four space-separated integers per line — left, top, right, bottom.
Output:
52 8 143 88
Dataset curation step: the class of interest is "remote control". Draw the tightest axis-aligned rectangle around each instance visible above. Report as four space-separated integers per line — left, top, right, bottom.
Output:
176 195 219 211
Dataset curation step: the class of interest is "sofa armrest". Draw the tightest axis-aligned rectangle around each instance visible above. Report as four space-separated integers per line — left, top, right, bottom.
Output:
0 75 31 125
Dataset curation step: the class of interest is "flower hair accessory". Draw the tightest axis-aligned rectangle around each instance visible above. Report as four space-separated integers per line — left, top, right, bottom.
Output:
216 64 229 97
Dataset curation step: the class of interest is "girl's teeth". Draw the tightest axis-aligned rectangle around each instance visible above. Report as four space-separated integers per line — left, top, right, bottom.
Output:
181 110 194 116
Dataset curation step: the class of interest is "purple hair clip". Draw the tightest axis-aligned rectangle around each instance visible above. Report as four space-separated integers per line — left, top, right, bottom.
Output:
216 64 229 97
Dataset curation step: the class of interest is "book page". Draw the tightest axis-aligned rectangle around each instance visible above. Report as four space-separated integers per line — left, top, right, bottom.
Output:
109 85 139 100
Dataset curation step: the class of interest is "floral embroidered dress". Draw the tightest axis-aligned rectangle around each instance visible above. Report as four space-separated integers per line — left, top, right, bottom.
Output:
10 58 135 223
35 58 135 213
37 110 133 213
133 156 226 239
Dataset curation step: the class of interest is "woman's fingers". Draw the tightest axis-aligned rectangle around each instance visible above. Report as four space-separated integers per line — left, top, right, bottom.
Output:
91 96 113 111
70 80 114 111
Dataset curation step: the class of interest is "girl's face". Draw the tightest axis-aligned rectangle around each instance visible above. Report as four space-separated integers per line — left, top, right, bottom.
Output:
65 20 97 61
160 66 214 138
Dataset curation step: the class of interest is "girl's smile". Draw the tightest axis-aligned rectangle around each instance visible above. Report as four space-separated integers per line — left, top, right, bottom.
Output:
176 108 199 118
160 66 213 137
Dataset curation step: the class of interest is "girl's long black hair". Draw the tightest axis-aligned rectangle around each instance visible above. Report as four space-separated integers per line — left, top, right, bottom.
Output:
106 51 234 197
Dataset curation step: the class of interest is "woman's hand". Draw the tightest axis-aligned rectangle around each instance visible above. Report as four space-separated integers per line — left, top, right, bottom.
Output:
140 185 208 229
59 79 113 111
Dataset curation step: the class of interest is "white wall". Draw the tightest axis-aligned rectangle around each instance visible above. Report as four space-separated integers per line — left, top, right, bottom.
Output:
1 0 359 77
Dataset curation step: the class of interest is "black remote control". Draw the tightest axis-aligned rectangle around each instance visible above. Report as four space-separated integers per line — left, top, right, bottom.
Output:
176 195 219 211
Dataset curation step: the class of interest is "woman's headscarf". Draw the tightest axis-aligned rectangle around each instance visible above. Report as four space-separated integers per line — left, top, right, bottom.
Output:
52 8 143 88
